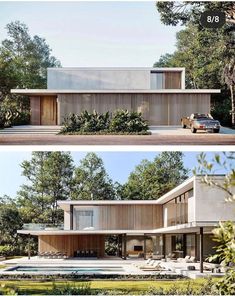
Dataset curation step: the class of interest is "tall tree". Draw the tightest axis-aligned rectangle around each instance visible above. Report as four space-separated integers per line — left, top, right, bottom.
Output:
155 1 235 127
156 2 235 26
0 21 61 124
17 152 74 224
121 152 188 200
193 152 235 294
72 153 116 200
0 196 23 246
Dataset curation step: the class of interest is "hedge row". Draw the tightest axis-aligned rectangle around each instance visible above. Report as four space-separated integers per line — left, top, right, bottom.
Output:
60 110 149 134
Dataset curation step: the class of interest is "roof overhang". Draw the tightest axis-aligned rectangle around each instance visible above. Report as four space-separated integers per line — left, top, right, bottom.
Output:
58 200 160 210
152 222 221 234
17 229 157 236
47 67 186 71
11 89 221 96
17 221 227 236
155 176 195 204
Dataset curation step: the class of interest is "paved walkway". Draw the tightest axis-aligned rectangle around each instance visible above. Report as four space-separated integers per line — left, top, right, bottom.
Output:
1 257 224 279
0 133 235 145
0 125 234 145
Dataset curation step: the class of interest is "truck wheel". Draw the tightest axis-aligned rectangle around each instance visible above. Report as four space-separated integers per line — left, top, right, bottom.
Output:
191 126 197 133
213 129 220 133
181 121 186 129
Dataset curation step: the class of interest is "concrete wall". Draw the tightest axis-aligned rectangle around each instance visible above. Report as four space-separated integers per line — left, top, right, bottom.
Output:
48 69 150 90
126 236 154 254
194 177 235 222
57 93 210 125
47 68 183 90
64 210 70 230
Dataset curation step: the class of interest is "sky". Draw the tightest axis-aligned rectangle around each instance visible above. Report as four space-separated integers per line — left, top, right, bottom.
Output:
0 1 181 67
0 151 232 198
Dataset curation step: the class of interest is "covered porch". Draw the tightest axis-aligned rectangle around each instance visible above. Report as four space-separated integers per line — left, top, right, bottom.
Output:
153 222 219 273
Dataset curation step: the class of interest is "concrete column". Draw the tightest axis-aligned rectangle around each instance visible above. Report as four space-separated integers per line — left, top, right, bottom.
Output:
28 234 31 260
200 227 204 273
183 234 186 257
123 234 127 260
143 234 147 260
57 96 61 125
163 234 166 258
195 233 198 260
70 205 74 230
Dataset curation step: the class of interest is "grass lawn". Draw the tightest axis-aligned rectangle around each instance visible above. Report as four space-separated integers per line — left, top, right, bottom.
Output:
0 265 6 269
0 279 216 295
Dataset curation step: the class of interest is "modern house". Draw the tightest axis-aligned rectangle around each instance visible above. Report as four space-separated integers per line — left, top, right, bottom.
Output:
11 67 220 126
18 175 235 272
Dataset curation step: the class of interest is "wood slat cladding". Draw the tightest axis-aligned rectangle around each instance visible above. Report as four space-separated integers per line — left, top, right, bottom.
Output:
40 96 57 125
30 96 41 125
57 93 210 125
39 235 105 257
164 72 182 89
98 205 162 230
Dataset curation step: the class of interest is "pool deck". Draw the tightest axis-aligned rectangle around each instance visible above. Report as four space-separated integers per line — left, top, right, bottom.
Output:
0 257 225 279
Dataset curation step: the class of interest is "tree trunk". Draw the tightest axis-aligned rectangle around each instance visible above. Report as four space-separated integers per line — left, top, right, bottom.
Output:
230 84 235 128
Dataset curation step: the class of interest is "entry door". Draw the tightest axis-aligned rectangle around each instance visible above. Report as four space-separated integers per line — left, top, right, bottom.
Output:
40 96 57 125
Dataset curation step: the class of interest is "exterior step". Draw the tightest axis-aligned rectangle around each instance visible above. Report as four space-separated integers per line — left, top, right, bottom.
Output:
0 125 62 135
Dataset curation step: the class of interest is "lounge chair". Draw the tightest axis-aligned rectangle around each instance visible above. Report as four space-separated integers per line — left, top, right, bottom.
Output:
177 255 192 263
140 262 163 271
133 258 152 267
139 261 160 269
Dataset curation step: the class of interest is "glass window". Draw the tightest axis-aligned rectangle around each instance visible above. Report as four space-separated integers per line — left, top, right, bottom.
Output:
163 188 192 227
150 72 165 89
75 210 93 230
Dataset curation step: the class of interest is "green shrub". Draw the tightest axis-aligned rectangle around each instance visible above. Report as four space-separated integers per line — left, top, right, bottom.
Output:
0 108 6 128
211 97 231 127
80 110 110 132
0 245 16 257
61 110 110 133
62 113 82 133
145 278 215 295
110 110 148 133
214 269 235 295
47 282 95 295
61 109 149 134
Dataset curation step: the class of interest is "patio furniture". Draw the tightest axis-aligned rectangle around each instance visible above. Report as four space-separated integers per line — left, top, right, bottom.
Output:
141 262 163 271
133 258 152 267
177 255 194 263
127 250 144 258
152 254 164 260
74 249 98 258
166 253 176 261
187 265 196 270
139 260 159 269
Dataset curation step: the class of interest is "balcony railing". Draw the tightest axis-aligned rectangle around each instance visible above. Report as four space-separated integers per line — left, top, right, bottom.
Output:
22 223 64 231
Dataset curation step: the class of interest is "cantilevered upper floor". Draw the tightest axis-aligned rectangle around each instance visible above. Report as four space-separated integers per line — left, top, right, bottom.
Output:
46 67 186 90
18 175 235 236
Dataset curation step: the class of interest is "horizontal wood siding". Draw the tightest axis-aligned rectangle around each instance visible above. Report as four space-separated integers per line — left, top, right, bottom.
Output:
58 93 210 125
98 205 162 230
39 235 105 257
30 96 41 125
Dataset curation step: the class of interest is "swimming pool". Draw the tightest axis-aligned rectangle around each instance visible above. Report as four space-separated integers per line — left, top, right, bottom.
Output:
5 265 125 274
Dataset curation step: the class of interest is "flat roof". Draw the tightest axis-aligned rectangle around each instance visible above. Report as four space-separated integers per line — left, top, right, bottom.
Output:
18 221 227 236
11 89 221 96
155 176 195 204
58 200 159 206
47 67 185 72
17 229 155 236
58 200 161 210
